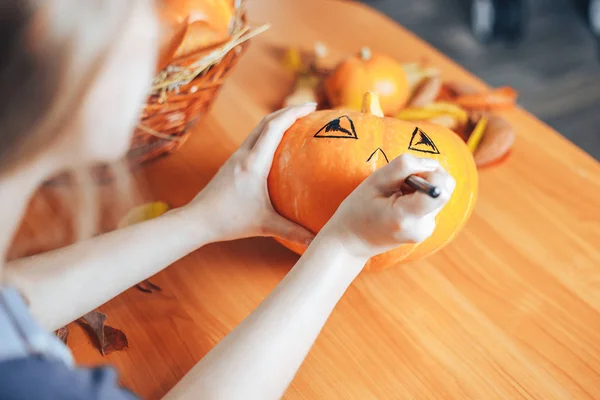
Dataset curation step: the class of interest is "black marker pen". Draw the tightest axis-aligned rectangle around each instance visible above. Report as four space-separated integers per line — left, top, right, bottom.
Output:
405 175 441 198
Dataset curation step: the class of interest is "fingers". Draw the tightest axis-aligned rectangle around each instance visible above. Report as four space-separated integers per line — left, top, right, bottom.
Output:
254 102 316 162
386 161 454 244
240 108 289 150
372 153 440 194
252 103 317 171
395 167 456 217
263 215 315 246
240 118 268 150
241 102 317 151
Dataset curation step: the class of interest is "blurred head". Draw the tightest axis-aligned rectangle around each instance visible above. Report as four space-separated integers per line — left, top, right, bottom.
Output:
0 0 159 177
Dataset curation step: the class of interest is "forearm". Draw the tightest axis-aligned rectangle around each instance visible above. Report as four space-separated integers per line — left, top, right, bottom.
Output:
164 233 367 400
5 206 215 331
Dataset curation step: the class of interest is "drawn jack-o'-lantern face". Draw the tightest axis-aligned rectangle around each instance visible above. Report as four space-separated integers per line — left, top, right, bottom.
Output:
267 93 478 271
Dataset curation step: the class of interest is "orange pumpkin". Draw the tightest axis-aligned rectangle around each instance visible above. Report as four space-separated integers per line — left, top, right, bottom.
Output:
156 0 234 69
157 16 189 72
267 93 478 271
324 47 410 116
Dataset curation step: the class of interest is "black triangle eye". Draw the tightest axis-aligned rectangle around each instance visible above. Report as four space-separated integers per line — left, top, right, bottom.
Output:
408 127 440 154
314 115 358 139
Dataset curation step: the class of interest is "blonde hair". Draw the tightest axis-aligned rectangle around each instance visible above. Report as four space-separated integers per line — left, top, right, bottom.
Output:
1 0 153 256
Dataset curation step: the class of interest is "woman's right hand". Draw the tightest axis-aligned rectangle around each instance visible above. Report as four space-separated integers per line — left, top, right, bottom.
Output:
321 153 456 260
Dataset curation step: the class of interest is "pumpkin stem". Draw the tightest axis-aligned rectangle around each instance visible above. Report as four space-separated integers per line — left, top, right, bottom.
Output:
360 46 372 61
361 92 384 117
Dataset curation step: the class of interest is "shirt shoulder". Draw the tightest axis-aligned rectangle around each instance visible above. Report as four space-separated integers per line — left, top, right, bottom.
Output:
0 357 140 400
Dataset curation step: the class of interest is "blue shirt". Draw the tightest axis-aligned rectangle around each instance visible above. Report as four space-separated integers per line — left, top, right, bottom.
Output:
0 286 139 399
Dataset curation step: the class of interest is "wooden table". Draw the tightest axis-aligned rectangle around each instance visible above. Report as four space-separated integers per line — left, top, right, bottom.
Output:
27 0 600 399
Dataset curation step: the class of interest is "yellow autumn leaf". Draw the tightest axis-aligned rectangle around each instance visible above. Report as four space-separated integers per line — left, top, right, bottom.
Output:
426 102 469 126
118 202 170 229
282 48 303 73
396 108 444 121
427 114 459 130
396 102 468 126
467 116 489 153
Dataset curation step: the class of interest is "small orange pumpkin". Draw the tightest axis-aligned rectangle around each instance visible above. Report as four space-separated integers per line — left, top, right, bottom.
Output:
157 16 189 72
156 0 234 69
324 47 410 116
268 92 478 271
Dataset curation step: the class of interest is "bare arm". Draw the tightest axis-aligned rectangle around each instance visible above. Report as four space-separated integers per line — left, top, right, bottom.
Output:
164 153 455 400
4 206 214 332
4 104 317 332
164 234 365 400
5 103 454 400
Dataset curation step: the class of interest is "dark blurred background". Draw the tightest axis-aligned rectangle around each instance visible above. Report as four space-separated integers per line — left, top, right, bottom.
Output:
363 0 600 160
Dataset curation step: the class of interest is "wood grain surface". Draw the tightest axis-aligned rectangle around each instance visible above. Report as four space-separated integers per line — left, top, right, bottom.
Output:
13 0 600 399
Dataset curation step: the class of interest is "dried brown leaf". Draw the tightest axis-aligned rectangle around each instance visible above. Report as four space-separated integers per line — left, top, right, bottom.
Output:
79 311 128 356
443 81 480 97
81 311 107 352
474 115 516 167
102 326 129 355
136 279 163 294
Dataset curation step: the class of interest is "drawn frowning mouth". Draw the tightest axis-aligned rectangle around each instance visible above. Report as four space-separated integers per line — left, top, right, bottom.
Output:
366 148 389 163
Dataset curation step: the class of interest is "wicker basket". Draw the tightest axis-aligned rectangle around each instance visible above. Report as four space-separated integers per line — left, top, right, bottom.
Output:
130 11 270 166
130 48 243 165
45 9 267 185
130 31 250 165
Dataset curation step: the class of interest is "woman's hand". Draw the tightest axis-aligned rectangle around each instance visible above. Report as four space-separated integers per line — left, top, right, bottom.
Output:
321 153 456 260
188 102 317 245
163 154 455 400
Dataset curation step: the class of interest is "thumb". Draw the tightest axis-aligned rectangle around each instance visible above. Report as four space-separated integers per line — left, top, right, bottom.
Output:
263 215 315 246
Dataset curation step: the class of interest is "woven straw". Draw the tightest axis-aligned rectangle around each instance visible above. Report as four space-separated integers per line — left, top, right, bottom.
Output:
131 15 268 164
131 44 245 164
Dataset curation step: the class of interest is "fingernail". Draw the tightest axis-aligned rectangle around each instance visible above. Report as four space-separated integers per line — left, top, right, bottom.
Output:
301 102 318 108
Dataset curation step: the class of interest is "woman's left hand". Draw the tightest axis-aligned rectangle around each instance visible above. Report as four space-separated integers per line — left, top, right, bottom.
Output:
186 102 317 245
